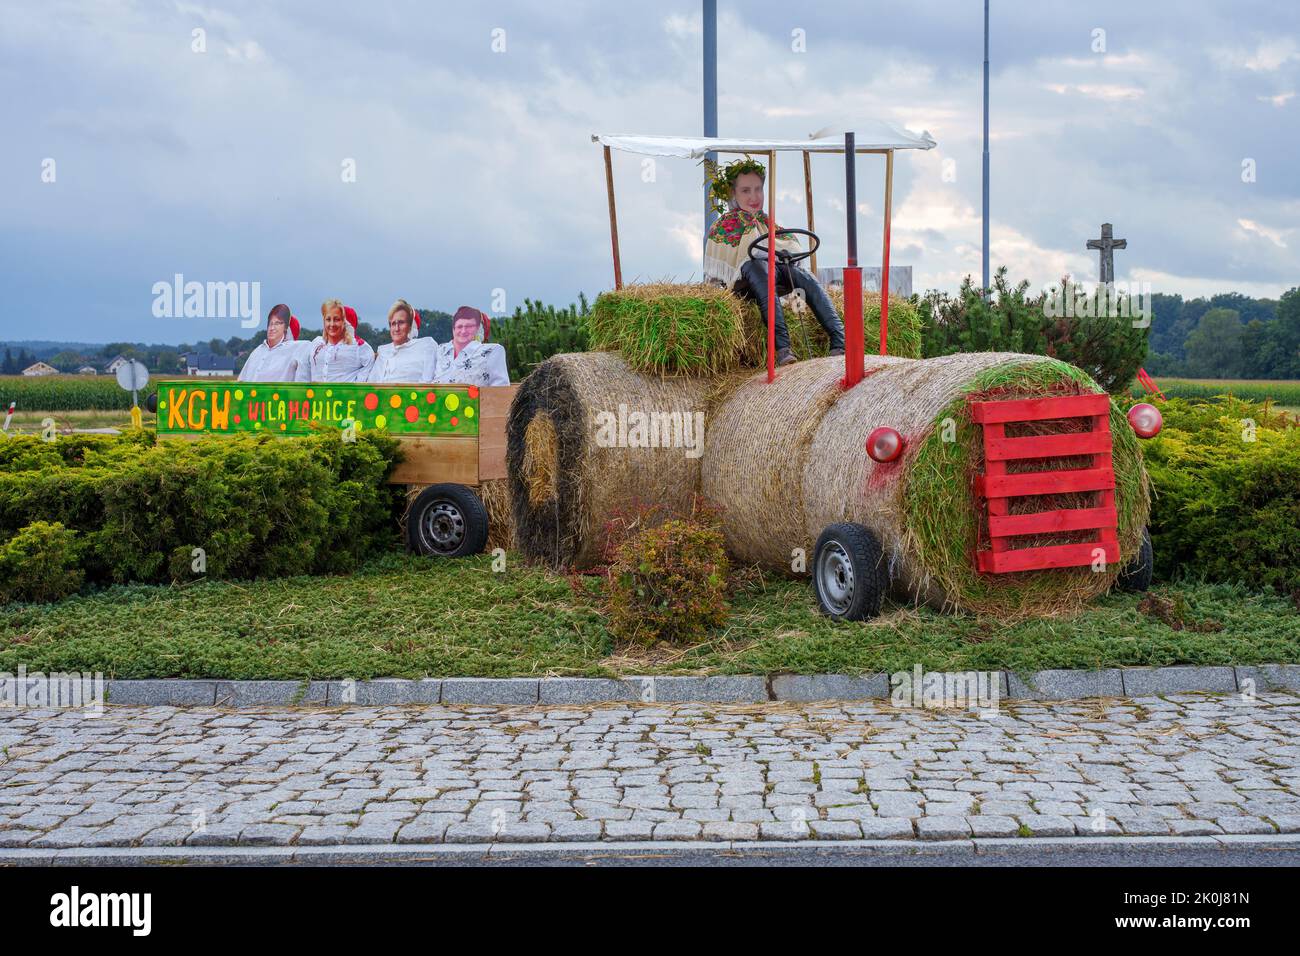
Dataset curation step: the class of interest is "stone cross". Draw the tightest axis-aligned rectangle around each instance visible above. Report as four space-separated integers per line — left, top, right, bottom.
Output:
1086 222 1127 284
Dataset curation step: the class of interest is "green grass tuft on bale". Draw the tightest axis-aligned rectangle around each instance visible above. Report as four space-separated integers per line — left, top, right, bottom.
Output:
903 357 1151 617
587 283 749 376
589 282 924 375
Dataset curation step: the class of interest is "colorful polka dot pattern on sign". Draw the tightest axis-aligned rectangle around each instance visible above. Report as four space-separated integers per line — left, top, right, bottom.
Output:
154 381 482 438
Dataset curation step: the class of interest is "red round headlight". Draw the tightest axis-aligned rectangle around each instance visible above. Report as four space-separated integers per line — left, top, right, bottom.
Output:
1128 402 1163 439
866 426 905 463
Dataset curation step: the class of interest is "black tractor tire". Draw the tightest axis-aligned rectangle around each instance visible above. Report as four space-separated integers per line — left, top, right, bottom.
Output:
812 522 890 620
1115 527 1154 593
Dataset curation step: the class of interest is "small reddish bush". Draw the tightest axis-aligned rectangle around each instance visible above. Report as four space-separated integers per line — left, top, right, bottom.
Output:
606 515 729 646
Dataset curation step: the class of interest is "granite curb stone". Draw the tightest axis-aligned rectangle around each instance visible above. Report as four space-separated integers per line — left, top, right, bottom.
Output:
770 674 889 701
212 681 329 707
1005 669 1124 700
11 834 1299 866
440 678 539 706
1120 666 1238 696
323 679 441 705
539 678 652 704
105 680 218 706
649 676 768 703
50 665 1300 709
1234 665 1300 694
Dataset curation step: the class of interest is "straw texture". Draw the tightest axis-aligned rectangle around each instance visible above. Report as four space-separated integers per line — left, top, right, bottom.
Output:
702 356 907 567
507 346 1149 615
507 351 711 569
587 283 749 376
478 477 515 553
803 353 1150 615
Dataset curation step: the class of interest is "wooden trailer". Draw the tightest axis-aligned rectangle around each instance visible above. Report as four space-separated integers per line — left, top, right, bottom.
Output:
152 378 517 558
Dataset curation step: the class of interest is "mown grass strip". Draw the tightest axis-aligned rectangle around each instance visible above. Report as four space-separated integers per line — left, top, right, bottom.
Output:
1 553 1296 679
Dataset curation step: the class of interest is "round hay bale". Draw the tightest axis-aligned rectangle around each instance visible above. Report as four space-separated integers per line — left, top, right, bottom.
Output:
702 355 910 567
587 283 748 376
507 351 712 569
801 353 1150 615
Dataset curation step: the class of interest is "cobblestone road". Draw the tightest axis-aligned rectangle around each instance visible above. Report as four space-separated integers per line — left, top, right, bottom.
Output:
3 694 1299 849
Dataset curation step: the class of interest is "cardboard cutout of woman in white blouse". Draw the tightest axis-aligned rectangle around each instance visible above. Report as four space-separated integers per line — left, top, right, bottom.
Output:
239 304 302 382
430 306 509 387
367 299 436 382
300 300 374 382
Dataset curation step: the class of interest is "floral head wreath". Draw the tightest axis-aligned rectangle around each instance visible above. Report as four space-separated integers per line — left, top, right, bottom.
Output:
704 156 767 216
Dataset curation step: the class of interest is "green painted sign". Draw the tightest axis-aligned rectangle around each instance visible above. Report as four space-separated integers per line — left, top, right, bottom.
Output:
155 380 480 437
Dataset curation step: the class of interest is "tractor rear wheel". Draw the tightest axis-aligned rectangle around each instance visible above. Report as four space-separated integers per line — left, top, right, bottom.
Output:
812 523 889 620
1116 527 1153 593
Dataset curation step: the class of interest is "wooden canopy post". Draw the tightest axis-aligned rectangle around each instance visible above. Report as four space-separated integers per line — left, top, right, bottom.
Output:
879 149 894 355
766 150 777 383
603 145 623 290
803 150 816 276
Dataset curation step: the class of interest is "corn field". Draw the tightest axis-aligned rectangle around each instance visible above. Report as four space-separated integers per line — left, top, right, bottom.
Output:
1130 376 1300 408
0 375 161 411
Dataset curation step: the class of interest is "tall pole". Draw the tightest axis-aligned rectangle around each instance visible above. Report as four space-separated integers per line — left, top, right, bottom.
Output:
603 146 623 290
703 0 718 240
841 133 864 389
982 0 990 293
766 151 777 383
880 150 894 357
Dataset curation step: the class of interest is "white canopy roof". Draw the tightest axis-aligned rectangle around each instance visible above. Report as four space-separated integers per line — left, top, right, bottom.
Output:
592 123 936 158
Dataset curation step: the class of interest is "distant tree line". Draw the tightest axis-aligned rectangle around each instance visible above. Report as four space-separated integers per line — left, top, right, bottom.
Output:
2 349 40 374
1146 289 1300 379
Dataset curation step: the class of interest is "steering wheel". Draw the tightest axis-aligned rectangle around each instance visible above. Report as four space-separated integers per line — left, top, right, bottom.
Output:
748 227 820 267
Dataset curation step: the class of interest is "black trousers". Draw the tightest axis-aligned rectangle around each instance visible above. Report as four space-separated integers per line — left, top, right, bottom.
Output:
738 259 845 351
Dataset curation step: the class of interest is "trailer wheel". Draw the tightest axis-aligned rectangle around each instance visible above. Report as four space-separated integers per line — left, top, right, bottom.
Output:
406 484 489 558
812 523 889 620
1115 527 1153 593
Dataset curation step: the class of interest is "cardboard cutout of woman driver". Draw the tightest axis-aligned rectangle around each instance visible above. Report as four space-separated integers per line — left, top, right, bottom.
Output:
704 158 845 367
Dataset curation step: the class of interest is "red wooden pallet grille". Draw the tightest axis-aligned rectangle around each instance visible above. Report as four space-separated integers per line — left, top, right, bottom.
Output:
970 393 1120 574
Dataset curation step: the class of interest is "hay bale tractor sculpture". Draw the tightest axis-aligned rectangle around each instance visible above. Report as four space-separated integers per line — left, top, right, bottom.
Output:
506 130 1160 619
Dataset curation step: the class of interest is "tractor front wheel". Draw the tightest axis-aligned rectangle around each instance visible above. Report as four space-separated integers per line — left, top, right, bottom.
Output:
812 523 889 621
406 484 489 558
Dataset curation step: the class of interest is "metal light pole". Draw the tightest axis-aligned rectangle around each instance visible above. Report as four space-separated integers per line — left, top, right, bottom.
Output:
703 0 718 238
982 0 990 293
842 133 864 389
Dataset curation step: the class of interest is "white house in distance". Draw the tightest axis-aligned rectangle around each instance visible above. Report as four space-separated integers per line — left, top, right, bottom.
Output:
180 352 237 377
77 365 98 375
21 361 58 376
104 355 131 375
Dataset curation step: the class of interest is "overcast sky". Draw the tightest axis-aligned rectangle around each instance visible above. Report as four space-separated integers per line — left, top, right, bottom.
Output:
2 0 1298 344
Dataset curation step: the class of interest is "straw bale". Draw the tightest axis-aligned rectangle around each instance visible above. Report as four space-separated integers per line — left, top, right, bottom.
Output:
587 282 749 376
702 355 909 568
802 353 1150 615
507 351 710 569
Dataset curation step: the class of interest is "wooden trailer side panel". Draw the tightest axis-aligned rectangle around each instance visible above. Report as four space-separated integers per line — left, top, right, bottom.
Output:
388 437 479 486
386 385 516 486
477 385 518 481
